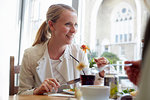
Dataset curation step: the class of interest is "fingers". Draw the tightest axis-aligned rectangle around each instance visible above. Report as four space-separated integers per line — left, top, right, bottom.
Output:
99 70 105 78
124 66 130 70
45 79 56 92
125 60 141 68
34 81 51 95
42 81 52 92
95 57 109 67
48 78 60 92
124 64 140 85
35 78 60 95
94 58 98 62
124 61 132 64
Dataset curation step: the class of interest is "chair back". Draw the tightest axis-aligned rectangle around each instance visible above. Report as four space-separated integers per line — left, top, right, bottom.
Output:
9 56 20 95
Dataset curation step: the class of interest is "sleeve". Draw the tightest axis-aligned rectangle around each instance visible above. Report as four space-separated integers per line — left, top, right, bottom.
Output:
17 50 35 95
136 44 150 100
94 73 104 85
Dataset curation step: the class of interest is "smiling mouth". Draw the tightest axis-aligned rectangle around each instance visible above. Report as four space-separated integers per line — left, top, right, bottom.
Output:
66 34 74 39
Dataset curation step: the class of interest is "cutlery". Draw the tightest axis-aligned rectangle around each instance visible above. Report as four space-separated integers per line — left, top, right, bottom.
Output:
92 64 133 73
70 54 79 63
61 78 80 86
107 64 132 66
70 54 86 75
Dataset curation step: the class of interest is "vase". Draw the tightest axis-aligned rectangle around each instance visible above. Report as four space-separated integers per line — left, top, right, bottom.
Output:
80 75 95 85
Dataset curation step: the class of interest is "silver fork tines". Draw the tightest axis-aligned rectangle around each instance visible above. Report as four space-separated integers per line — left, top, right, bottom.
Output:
61 78 80 86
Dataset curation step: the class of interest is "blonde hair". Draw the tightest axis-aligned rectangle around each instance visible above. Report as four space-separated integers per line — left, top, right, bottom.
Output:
32 4 76 46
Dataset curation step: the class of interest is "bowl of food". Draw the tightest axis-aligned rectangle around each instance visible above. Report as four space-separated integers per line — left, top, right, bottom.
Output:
80 85 110 100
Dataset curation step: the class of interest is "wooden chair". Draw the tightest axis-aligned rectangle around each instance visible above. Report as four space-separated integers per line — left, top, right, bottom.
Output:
9 56 20 95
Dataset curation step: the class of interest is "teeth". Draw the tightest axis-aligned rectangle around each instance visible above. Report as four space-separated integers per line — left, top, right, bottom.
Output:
70 35 74 38
67 34 74 38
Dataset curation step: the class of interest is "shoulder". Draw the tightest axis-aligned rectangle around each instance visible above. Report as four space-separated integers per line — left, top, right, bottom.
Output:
23 43 46 61
25 43 45 55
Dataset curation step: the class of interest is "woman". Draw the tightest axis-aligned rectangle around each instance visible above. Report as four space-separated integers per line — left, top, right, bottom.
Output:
18 4 108 95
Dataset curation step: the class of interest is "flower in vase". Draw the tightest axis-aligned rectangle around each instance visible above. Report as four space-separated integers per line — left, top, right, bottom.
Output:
80 44 90 53
76 62 87 71
81 44 96 68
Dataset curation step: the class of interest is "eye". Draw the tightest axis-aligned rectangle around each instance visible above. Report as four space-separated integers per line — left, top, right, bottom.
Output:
65 23 71 26
75 23 78 28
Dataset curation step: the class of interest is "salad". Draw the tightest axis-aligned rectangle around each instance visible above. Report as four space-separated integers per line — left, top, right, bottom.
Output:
119 88 137 96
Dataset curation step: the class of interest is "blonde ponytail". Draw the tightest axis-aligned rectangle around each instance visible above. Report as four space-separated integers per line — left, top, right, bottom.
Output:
32 21 50 46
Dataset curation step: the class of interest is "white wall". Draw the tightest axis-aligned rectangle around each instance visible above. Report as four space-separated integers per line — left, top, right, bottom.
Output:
0 0 19 99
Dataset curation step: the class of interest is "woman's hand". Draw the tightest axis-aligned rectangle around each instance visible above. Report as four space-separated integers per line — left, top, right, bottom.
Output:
94 57 109 77
124 60 141 85
33 78 60 95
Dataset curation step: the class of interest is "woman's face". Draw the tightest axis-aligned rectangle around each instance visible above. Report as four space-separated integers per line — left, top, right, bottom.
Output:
50 10 78 45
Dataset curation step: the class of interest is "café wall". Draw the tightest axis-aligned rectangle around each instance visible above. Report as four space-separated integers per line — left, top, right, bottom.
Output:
81 0 149 60
96 0 137 60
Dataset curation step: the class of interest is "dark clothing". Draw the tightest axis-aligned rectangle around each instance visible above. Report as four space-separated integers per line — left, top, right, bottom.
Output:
142 18 150 60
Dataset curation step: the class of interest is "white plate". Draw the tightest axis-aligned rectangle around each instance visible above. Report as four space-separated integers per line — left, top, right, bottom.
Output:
48 93 74 97
63 89 75 95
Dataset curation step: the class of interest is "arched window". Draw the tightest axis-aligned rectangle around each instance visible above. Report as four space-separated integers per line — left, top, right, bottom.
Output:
111 2 134 44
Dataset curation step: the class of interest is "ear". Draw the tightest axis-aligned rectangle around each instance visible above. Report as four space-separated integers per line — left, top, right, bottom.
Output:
48 21 55 32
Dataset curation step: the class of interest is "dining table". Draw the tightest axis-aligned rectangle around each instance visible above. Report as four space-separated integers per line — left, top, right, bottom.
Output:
9 93 126 100
9 95 123 100
9 94 77 100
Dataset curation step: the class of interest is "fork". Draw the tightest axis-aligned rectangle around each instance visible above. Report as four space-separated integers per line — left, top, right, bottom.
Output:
91 64 133 73
61 78 81 86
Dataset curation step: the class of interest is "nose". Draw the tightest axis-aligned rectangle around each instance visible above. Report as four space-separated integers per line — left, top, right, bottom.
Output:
70 25 77 33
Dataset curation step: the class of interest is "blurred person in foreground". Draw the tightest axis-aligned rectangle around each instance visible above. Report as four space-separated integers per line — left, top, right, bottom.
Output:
18 4 108 95
124 0 150 99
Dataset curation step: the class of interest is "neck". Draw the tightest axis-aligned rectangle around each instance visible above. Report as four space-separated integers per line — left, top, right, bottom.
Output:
47 39 66 60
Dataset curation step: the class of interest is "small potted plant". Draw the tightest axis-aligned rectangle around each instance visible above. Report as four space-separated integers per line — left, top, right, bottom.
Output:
78 44 96 85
